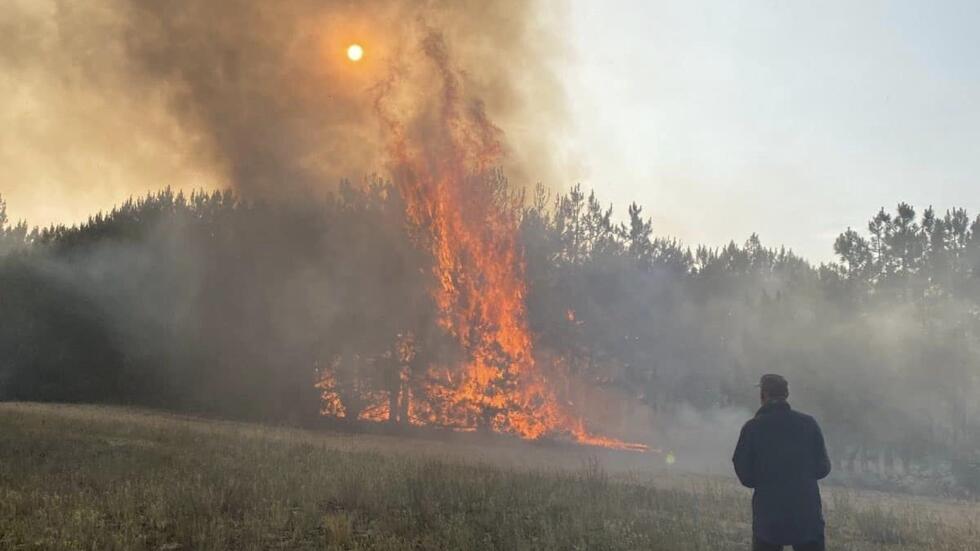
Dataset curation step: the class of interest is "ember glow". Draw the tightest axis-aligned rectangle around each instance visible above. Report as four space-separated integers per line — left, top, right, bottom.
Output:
318 31 648 453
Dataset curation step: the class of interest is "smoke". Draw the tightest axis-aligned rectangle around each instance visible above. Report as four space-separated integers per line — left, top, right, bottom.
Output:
658 404 754 474
0 0 573 226
0 0 217 226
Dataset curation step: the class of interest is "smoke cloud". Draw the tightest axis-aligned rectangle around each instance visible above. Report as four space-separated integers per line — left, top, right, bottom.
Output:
0 0 573 225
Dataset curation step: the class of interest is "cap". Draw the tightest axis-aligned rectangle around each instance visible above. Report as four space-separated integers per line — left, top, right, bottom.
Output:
757 374 789 397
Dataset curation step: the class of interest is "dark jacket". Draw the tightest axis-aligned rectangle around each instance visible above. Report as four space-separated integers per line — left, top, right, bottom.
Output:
733 400 831 546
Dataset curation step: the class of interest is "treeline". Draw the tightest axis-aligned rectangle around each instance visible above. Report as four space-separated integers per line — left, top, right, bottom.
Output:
521 187 980 493
1 185 978 493
0 186 430 425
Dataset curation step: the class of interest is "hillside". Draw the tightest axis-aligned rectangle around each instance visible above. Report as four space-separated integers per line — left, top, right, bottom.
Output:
0 403 977 550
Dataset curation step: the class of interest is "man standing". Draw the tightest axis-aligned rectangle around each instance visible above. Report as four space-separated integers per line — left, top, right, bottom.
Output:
733 374 832 551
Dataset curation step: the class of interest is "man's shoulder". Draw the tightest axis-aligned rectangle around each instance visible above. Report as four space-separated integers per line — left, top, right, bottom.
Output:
788 408 821 429
741 414 760 429
747 405 819 427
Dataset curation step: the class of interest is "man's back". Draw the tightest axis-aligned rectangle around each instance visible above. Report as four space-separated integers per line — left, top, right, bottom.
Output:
733 400 831 547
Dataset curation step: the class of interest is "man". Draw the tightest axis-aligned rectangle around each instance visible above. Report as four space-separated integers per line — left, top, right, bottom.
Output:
733 374 831 551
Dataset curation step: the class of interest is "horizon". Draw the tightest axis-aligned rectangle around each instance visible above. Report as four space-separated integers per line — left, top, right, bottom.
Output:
565 0 980 263
4 1 980 263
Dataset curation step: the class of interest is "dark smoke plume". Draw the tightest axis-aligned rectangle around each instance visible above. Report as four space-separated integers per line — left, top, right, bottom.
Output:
0 0 572 224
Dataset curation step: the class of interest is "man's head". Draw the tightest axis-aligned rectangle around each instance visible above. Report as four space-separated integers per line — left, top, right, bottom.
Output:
757 374 789 404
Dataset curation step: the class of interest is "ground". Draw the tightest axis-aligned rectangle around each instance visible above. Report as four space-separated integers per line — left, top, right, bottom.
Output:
0 403 976 550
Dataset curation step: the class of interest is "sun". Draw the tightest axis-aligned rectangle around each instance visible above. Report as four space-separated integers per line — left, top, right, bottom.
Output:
346 44 364 62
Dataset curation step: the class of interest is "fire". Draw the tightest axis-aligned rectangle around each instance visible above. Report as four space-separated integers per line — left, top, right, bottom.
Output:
319 31 647 452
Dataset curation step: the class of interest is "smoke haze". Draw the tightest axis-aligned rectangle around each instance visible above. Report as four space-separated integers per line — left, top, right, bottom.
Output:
3 0 980 500
0 0 573 226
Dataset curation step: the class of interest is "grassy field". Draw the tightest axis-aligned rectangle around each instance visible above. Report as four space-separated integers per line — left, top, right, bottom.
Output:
0 403 977 550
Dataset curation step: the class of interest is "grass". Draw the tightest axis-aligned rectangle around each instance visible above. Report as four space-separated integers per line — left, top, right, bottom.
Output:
0 403 977 550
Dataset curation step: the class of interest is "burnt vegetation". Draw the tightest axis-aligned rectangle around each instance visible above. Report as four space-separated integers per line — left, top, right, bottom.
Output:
1 185 979 495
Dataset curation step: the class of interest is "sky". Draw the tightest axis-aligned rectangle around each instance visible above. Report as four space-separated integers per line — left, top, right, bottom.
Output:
564 0 980 261
3 1 980 264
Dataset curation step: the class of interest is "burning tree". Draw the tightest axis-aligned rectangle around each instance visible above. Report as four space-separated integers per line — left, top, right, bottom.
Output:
318 32 645 451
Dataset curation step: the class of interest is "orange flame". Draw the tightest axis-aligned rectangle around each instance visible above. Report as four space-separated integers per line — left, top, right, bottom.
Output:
321 31 646 452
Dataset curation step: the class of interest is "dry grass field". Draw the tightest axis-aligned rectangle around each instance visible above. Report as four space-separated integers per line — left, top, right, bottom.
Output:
0 402 977 550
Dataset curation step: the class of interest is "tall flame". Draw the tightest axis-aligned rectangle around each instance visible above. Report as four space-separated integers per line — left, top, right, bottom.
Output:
321 31 646 452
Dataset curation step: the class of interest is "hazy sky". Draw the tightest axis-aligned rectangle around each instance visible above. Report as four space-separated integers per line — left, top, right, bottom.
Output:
3 1 979 264
564 0 980 261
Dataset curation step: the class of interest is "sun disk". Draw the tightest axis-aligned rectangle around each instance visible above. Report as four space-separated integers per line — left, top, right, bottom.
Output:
347 44 364 62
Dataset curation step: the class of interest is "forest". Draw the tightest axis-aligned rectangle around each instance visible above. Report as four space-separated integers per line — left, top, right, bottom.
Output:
1 183 978 495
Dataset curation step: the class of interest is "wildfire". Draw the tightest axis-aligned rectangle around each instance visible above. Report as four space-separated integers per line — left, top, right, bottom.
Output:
319 30 647 453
